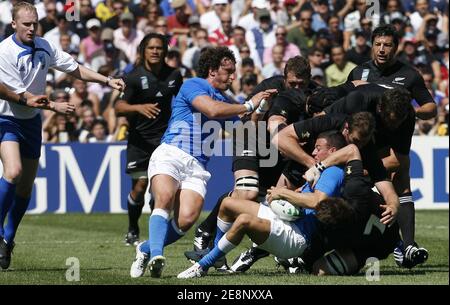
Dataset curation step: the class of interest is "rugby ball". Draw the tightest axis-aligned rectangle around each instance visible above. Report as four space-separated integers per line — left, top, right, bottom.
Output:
270 199 304 221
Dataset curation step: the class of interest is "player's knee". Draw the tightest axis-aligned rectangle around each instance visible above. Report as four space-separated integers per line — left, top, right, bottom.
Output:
234 214 253 230
177 211 200 231
4 164 22 183
153 191 175 208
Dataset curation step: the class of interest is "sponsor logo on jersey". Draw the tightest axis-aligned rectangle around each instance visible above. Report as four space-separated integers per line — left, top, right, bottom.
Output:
361 69 370 81
346 166 352 175
156 91 163 97
392 76 406 85
127 161 137 169
140 76 149 90
301 131 310 139
168 80 176 87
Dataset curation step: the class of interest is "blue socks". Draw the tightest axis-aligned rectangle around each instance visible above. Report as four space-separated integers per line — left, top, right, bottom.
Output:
139 217 185 255
0 177 16 237
147 209 169 258
199 236 236 270
214 217 232 247
4 195 30 243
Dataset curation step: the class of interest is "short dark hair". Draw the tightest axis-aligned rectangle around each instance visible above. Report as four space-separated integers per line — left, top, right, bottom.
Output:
138 33 168 66
371 24 399 47
317 130 347 150
379 87 412 124
284 56 310 79
315 197 355 227
197 46 236 79
347 112 376 141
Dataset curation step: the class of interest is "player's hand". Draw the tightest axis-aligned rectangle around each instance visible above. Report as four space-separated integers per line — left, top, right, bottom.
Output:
51 101 76 115
266 186 286 203
107 78 126 91
25 95 49 108
250 89 277 110
137 103 161 119
379 204 398 226
303 166 321 186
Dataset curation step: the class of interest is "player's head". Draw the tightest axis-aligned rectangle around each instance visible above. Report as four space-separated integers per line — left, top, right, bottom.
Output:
315 197 355 227
138 33 168 68
313 131 347 162
371 24 399 68
378 87 412 130
198 46 236 91
12 1 38 45
343 112 375 148
284 56 311 90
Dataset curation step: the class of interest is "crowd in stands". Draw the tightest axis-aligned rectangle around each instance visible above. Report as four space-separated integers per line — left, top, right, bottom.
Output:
0 0 448 142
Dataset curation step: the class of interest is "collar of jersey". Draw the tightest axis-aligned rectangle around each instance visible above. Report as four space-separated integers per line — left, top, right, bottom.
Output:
12 34 35 51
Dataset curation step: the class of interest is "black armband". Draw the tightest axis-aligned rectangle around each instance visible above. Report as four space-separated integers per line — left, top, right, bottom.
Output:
315 162 326 172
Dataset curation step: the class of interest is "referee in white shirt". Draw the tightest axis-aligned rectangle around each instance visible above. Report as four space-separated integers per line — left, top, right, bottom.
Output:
0 1 125 270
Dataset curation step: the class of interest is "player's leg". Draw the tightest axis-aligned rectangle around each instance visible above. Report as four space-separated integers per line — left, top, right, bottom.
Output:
311 248 361 276
125 177 148 246
392 157 428 268
178 214 271 278
0 141 22 270
0 141 22 237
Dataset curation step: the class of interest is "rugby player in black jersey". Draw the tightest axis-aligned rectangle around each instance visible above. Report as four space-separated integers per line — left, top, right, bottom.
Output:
345 25 436 267
115 33 183 246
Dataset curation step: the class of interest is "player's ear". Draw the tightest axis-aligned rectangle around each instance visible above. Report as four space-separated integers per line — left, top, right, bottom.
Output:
11 20 16 30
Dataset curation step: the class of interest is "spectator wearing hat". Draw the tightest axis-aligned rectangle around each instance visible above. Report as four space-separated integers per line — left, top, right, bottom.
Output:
346 29 371 65
246 8 276 69
315 28 332 54
113 12 144 64
167 0 192 36
44 12 80 51
263 25 300 65
325 45 356 87
287 9 316 57
80 19 104 65
91 41 127 76
209 11 233 46
200 0 230 34
237 0 267 32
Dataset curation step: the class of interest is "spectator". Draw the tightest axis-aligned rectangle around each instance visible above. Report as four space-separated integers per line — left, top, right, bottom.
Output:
71 0 97 39
343 0 379 50
228 26 247 64
167 0 192 37
70 79 102 117
43 12 80 51
235 73 258 103
77 105 97 143
87 119 114 142
262 44 285 78
200 0 230 34
311 67 325 86
37 0 57 36
113 12 145 64
80 19 104 65
325 45 356 87
182 28 210 73
104 0 127 30
165 48 193 79
346 29 371 65
209 11 233 46
159 0 197 17
311 0 330 32
327 15 343 46
287 9 316 56
137 2 162 34
246 8 276 69
263 25 300 65
237 0 267 32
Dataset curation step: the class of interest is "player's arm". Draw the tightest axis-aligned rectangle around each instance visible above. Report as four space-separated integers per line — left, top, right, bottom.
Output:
272 123 316 168
68 65 125 91
192 89 277 119
373 180 399 225
411 72 437 120
267 186 328 209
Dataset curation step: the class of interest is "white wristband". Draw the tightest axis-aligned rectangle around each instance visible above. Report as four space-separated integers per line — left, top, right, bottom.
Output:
255 99 267 114
244 100 255 112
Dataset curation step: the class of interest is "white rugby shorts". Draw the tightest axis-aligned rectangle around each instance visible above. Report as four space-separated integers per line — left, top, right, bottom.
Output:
147 143 211 198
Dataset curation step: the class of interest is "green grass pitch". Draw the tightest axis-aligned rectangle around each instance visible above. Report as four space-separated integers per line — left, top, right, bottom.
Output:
0 210 448 285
